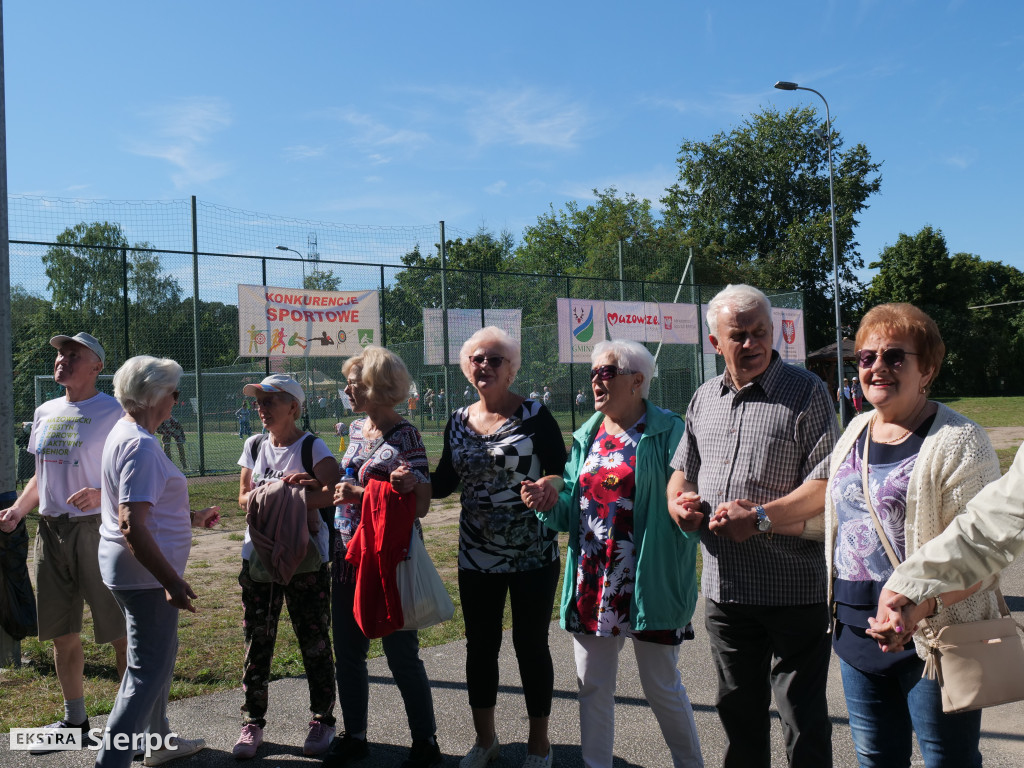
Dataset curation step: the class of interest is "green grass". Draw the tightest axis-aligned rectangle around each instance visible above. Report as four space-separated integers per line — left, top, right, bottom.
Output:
936 396 1024 428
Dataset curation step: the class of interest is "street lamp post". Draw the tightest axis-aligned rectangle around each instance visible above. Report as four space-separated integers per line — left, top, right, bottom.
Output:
276 245 313 431
774 80 846 425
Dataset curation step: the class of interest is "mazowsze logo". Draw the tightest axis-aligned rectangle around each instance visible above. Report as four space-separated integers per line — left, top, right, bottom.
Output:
606 312 660 326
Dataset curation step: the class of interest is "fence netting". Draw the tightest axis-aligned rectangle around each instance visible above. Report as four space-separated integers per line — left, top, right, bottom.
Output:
10 195 803 475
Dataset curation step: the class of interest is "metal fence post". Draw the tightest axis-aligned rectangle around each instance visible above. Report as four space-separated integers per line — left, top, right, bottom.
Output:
262 257 270 376
379 264 387 348
121 246 130 361
190 196 206 475
567 275 576 433
439 221 450 407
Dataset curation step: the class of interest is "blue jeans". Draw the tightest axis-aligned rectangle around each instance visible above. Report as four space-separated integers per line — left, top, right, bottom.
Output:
840 657 982 768
95 588 178 768
333 577 436 740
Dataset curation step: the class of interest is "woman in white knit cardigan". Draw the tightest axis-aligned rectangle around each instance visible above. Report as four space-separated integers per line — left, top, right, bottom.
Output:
822 303 1000 768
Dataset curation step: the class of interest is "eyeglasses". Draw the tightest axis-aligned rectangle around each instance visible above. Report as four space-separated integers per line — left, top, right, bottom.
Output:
469 355 505 368
590 365 636 381
856 348 919 369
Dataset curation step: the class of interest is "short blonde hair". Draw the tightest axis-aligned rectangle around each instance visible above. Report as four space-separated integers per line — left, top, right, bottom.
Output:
113 355 183 414
343 346 412 407
592 340 655 398
459 326 522 384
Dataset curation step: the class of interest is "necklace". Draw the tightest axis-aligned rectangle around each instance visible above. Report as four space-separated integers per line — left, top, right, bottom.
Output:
871 399 928 445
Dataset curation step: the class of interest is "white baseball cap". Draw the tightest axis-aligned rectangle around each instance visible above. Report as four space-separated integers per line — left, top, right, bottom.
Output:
243 374 305 405
50 332 105 366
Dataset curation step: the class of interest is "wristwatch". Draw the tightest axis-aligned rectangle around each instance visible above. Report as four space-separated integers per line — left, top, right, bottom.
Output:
754 505 772 533
929 595 945 617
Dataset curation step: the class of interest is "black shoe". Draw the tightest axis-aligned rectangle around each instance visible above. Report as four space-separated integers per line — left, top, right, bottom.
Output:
401 736 442 768
29 718 91 754
323 734 370 767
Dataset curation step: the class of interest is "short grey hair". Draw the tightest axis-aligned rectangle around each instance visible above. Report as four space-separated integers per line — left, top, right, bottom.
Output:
592 340 655 398
113 355 183 414
459 326 522 384
706 284 772 339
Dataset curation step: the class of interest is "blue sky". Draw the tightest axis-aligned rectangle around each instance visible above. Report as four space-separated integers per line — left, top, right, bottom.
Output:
5 1 1023 281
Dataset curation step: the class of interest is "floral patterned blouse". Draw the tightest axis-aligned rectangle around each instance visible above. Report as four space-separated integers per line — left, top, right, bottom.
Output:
566 416 687 645
433 399 567 573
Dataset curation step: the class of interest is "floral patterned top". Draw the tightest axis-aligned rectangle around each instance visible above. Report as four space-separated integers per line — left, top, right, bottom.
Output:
830 415 935 674
433 399 567 573
566 416 687 645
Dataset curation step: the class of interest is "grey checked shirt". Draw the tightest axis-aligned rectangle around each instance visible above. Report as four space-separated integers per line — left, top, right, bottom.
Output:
671 352 838 605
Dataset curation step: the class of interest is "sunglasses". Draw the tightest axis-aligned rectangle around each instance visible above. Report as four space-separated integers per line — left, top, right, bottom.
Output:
590 365 636 381
469 355 505 368
856 348 919 369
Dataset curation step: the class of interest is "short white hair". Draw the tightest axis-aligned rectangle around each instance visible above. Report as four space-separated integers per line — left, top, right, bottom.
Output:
113 355 183 414
592 340 655 398
706 284 772 338
459 326 522 383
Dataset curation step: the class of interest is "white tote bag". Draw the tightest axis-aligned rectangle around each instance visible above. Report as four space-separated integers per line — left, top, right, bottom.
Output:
396 528 455 630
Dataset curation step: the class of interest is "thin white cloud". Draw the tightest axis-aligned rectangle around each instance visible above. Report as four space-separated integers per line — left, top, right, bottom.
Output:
284 144 327 160
942 151 975 169
485 180 508 195
328 108 431 151
467 89 587 149
127 97 232 188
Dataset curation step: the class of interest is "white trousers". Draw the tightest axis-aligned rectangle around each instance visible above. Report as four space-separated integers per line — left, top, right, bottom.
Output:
573 633 703 768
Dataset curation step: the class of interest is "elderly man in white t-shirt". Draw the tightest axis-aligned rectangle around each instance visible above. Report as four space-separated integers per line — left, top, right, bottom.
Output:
0 333 127 744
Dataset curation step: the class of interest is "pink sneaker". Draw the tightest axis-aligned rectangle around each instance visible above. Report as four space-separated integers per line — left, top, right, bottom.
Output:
303 720 336 756
232 723 263 760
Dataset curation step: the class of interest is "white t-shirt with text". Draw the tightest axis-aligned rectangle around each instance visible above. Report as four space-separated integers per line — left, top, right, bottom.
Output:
29 392 124 518
237 432 334 562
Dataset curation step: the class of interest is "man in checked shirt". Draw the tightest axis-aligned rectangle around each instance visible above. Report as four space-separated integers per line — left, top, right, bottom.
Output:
668 284 839 768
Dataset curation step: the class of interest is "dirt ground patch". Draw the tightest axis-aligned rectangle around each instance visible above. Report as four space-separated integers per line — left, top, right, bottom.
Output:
985 426 1024 450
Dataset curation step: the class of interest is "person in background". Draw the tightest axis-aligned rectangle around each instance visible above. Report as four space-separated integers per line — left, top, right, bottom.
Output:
0 333 127 746
324 346 442 768
236 401 253 439
575 389 586 415
667 284 838 768
541 386 552 409
232 374 340 760
824 303 1000 768
394 326 567 768
524 340 703 768
94 355 217 768
156 416 188 470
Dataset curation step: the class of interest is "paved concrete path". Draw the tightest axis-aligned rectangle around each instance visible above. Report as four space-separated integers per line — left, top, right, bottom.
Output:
5 564 1024 768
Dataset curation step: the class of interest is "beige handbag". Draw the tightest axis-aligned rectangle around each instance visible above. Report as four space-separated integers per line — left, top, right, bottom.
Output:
860 422 1024 713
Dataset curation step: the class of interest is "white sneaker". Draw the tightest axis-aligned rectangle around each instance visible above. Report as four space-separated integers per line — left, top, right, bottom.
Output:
143 736 206 766
460 735 500 768
521 747 553 768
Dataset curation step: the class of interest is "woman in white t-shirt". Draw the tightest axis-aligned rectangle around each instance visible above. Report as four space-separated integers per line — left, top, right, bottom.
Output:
232 374 341 760
96 356 218 768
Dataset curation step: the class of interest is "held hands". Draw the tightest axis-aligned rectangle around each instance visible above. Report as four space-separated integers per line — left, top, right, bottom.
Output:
668 491 704 532
0 507 25 534
66 487 102 513
709 499 759 542
866 588 927 653
191 506 221 528
334 481 363 506
520 478 558 512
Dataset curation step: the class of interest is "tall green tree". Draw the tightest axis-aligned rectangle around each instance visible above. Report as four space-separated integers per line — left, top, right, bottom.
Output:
662 106 882 348
864 226 1024 394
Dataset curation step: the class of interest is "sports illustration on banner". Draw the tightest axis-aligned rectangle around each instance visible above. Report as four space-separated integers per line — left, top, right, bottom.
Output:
422 308 522 365
237 284 381 357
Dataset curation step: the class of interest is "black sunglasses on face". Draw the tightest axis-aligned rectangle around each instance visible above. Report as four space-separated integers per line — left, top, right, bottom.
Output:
590 365 636 381
469 355 505 368
856 348 918 369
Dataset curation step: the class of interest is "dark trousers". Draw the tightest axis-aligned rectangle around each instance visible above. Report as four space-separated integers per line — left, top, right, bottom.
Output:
457 560 559 717
333 577 436 741
705 600 833 768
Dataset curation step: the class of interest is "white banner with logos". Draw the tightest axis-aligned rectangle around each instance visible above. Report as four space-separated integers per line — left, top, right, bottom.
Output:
659 302 701 346
556 298 605 363
772 307 806 362
238 284 380 357
423 308 522 365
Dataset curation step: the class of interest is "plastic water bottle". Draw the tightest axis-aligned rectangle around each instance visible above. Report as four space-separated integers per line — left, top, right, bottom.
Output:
335 466 359 532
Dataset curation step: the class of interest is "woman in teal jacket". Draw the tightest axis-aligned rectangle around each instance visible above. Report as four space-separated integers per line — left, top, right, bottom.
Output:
521 340 703 768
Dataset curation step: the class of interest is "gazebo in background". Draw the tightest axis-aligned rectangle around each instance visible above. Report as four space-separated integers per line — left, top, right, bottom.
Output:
806 337 858 395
